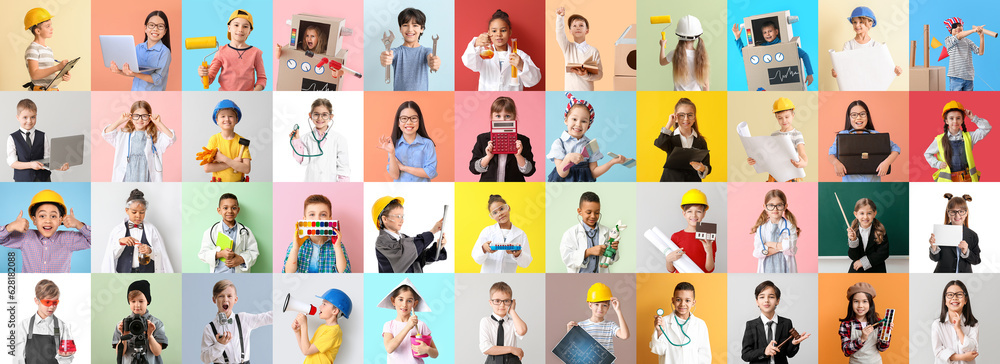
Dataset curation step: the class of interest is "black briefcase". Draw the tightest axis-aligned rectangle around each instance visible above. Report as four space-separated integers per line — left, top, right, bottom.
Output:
836 133 892 175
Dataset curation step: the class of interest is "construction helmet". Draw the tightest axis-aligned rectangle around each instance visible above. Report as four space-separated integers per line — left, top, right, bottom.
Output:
317 289 353 319
772 97 795 113
212 99 243 124
680 189 709 209
942 100 965 119
227 9 254 40
24 8 53 31
675 15 703 41
372 196 405 229
29 189 66 216
586 283 612 302
848 6 877 27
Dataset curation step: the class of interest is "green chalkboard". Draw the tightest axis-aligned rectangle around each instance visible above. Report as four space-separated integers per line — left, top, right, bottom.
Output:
818 182 909 256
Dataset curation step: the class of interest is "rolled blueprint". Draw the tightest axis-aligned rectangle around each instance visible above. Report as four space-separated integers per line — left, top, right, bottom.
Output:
644 227 705 273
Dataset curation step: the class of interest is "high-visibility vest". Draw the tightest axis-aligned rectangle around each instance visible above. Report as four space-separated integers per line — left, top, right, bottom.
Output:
934 132 979 182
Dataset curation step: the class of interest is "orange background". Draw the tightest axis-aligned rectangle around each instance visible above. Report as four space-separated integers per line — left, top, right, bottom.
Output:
636 273 728 364
90 0 183 91
817 91 910 182
363 91 456 182
543 0 637 91
818 274 909 363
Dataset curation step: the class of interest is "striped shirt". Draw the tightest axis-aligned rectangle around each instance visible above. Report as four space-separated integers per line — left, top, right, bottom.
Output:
0 225 91 273
579 319 620 354
24 42 57 86
945 35 980 80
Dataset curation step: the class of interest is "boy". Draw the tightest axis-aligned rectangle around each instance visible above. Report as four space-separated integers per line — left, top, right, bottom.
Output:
555 7 603 91
8 99 69 182
943 17 986 91
1 189 89 273
567 283 630 358
292 288 352 363
372 196 446 273
201 99 251 182
651 282 711 363
560 192 619 273
479 282 527 363
199 193 260 273
741 281 810 364
732 20 814 86
14 279 75 363
282 194 351 273
113 280 168 364
380 8 441 91
198 9 267 91
23 8 71 90
747 98 808 182
200 280 272 363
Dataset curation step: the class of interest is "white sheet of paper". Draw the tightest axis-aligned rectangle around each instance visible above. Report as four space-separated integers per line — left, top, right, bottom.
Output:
643 227 704 273
737 122 805 182
830 43 896 91
933 224 963 247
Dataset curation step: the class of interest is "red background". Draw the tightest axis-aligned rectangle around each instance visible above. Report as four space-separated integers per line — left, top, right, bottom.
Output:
454 1 546 91
908 91 1000 182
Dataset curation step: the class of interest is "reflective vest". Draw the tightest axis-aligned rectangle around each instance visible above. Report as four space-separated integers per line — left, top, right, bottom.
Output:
934 132 979 182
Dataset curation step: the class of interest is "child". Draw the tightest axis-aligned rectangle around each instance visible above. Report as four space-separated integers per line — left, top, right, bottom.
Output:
202 99 251 182
650 282 711 363
380 278 439 362
14 279 76 363
469 96 535 182
102 100 176 182
923 101 991 182
293 288 352 363
831 7 902 79
750 189 798 273
943 17 986 91
23 8 71 90
555 7 603 91
561 192 620 273
659 15 709 91
461 9 541 91
198 193 260 273
380 8 441 91
547 93 628 182
101 189 173 273
479 282 527 362
747 97 808 182
8 99 69 182
827 100 900 182
201 280 273 364
0 189 89 273
109 11 172 91
929 194 981 273
290 98 351 182
567 283 630 358
473 195 532 273
666 189 716 273
732 20 813 86
198 9 267 91
654 98 711 182
283 194 351 273
372 196 446 273
741 281 810 364
846 198 889 273
839 282 892 361
931 280 979 363
113 280 168 364
376 101 438 182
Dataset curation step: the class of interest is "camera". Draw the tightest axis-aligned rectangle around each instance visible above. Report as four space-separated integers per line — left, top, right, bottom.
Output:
118 314 149 364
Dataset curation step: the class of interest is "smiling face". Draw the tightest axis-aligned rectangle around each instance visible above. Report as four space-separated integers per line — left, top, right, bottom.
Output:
564 106 592 139
228 17 251 43
213 286 238 315
674 104 696 132
129 294 149 315
578 200 601 229
393 289 417 318
131 107 151 131
17 109 37 131
851 17 872 35
35 295 58 318
488 18 511 47
310 105 332 132
854 204 876 229
489 290 512 317
217 198 240 225
756 286 779 315
774 110 795 131
216 109 238 132
145 15 165 44
382 206 404 233
588 300 610 320
952 23 964 35
682 205 705 229
672 289 696 318
948 204 968 226
851 292 870 320
489 201 510 225
125 202 146 225
400 19 424 43
398 107 419 138
765 196 786 223
945 284 966 314
760 24 778 43
31 204 61 238
849 105 868 130
945 110 964 135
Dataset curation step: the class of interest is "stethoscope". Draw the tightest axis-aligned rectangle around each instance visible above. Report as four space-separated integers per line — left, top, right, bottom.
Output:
758 217 791 248
289 120 329 158
127 132 163 173
209 221 250 248
656 308 692 346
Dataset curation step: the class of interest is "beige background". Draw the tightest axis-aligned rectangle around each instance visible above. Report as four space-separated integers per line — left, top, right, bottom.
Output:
727 91 819 182
817 0 909 91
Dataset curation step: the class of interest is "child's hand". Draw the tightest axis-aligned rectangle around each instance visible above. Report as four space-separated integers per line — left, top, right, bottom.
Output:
331 227 343 246
959 240 969 254
376 135 395 154
61 72 71 82
585 244 607 257
121 63 134 77
150 114 161 125
508 52 523 70
482 241 494 253
747 157 756 166
117 321 125 334
689 162 706 173
852 260 863 270
610 239 619 250
431 218 444 234
572 67 587 76
515 140 523 156
509 299 517 314
381 50 394 67
137 244 152 255
732 24 741 39
861 324 874 342
484 140 494 156
198 63 208 77
119 112 131 124
146 320 156 337
476 33 491 48
764 340 779 356
407 313 419 329
289 128 299 140
700 239 712 252
292 221 307 247
847 228 857 241
949 310 962 327
792 332 810 345
412 339 431 354
216 331 232 345
427 54 441 72
57 60 69 70
929 233 936 248
566 321 578 332
556 7 565 16
610 296 620 312
29 161 45 170
893 65 902 76
833 159 847 177
565 152 586 165
291 318 301 333
665 248 685 263
876 160 891 176
511 347 524 360
225 254 245 268
831 68 838 78
62 208 83 229
58 350 73 357
805 74 813 86
274 43 281 59
440 233 447 247
296 313 308 326
57 163 69 171
790 158 806 168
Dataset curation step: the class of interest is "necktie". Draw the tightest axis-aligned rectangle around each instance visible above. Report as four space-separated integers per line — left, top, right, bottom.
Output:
24 131 31 147
766 320 774 343
492 316 505 346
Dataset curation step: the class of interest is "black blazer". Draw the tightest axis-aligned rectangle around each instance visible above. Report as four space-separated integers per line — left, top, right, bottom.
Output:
741 316 800 364
931 225 981 273
469 132 535 182
847 225 890 273
654 131 711 182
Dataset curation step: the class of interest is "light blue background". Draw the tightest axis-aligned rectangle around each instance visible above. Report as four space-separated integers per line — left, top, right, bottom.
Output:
181 274 273 363
363 274 455 363
908 1 1000 90
544 91 637 182
181 0 274 91
363 0 456 91
726 0 819 91
0 182 91 273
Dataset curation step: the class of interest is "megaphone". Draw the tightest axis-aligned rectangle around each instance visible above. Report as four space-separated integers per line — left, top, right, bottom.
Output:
283 294 317 315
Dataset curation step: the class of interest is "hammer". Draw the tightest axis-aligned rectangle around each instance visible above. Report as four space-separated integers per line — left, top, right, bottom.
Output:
234 138 250 174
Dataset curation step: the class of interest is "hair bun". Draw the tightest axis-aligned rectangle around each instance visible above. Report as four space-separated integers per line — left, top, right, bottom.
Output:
963 194 973 202
944 193 954 200
128 189 144 201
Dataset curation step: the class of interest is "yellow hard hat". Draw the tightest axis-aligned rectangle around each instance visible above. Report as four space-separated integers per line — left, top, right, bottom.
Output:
371 196 405 229
29 189 65 216
680 189 709 209
586 282 612 302
772 97 795 113
227 9 254 40
942 100 965 119
24 8 53 31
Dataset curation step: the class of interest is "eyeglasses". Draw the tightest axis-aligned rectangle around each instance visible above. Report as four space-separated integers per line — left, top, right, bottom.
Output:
946 292 966 300
387 214 404 221
398 116 419 124
948 209 968 217
675 113 695 120
765 203 786 211
490 204 510 218
131 114 151 121
40 299 59 307
490 299 512 306
850 112 868 119
311 112 332 121
146 23 166 31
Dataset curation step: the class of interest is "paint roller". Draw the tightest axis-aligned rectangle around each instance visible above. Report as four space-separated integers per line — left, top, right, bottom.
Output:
283 294 318 315
185 36 219 89
650 15 672 44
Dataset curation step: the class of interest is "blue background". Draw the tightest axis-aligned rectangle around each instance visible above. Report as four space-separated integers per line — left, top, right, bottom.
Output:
181 0 274 91
363 274 455 363
180 274 274 363
544 91 638 182
726 0 819 91
0 183 91 273
363 0 456 91
908 1 1000 90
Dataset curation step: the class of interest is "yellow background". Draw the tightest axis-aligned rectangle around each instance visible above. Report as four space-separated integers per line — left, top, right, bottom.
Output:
636 273 728 364
454 182 547 273
817 0 909 91
1 1 92 90
727 91 819 182
543 0 636 91
636 91 728 182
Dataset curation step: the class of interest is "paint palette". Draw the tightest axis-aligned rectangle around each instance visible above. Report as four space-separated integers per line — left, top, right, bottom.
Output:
297 220 339 238
879 308 895 342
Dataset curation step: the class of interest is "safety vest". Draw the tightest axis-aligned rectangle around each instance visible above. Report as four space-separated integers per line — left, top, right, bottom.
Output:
934 132 979 182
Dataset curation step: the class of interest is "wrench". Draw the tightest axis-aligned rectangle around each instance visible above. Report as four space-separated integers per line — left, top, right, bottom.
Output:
431 34 440 73
382 31 395 84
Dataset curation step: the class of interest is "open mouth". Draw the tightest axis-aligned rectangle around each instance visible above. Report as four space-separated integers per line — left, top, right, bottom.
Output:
222 303 230 311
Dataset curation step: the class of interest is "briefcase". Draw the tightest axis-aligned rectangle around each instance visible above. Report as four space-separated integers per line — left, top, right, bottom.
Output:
835 133 892 175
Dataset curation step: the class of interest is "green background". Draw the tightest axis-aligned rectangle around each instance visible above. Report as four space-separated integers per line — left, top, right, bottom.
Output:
636 0 728 91
180 183 274 273
818 182 909 256
545 182 638 272
91 273 183 364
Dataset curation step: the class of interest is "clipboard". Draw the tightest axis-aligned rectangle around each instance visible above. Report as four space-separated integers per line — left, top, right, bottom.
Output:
40 57 80 90
434 205 448 257
665 147 709 170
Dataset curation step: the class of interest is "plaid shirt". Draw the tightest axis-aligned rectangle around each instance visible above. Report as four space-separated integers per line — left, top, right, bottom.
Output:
0 225 91 273
281 237 351 273
839 319 890 356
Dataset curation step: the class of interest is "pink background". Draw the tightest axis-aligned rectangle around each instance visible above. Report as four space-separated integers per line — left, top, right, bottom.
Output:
89 91 183 181
271 182 365 272
726 182 819 273
908 91 1000 181
271 0 365 91
453 91 547 181
90 0 183 91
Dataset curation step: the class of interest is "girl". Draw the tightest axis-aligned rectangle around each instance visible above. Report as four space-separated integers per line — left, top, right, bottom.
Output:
109 10 172 91
658 15 709 91
461 9 541 91
654 98 711 182
102 100 176 182
931 280 979 363
469 96 535 182
831 7 902 80
650 282 712 363
929 194 981 273
667 189 716 273
472 194 531 273
380 278 438 363
289 98 351 182
827 100 901 182
839 282 892 363
750 189 798 273
275 24 342 77
923 101 991 182
101 189 173 273
846 198 889 273
547 92 628 182
377 101 438 182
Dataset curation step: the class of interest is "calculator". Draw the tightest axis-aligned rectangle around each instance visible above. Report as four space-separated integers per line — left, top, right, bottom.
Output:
490 119 518 154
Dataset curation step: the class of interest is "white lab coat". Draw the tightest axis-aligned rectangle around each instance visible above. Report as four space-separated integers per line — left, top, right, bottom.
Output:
650 312 711 364
751 218 798 273
102 127 175 182
560 223 618 273
461 38 541 91
291 128 351 182
471 223 532 273
200 311 273 364
197 221 259 273
101 219 174 273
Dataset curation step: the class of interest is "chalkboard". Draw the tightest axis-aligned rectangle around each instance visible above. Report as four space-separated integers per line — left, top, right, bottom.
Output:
768 66 801 85
552 325 615 364
818 182 909 256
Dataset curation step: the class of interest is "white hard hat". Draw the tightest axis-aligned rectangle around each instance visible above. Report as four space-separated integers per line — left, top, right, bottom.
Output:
676 15 703 40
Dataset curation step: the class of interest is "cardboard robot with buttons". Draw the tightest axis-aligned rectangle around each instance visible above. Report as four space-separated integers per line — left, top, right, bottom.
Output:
277 14 355 91
738 11 807 91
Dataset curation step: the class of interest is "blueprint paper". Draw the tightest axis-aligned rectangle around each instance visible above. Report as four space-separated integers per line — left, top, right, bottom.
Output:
830 43 896 91
737 122 805 182
552 325 616 364
643 227 704 273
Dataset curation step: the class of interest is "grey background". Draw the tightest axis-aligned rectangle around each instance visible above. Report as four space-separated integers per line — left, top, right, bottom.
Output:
544 273 637 364
0 91 91 182
726 274 818 363
272 273 365 364
181 274 273 363
454 273 547 363
908 273 998 364
90 182 182 273
636 182 729 273
181 91 273 182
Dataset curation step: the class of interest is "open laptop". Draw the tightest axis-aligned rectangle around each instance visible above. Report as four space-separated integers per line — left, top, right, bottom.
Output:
39 135 85 169
99 35 159 74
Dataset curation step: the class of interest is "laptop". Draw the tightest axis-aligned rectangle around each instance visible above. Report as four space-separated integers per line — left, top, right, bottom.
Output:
40 135 85 169
99 35 159 74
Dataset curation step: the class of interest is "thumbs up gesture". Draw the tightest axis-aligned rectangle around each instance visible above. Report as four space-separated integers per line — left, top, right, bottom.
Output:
6 211 29 233
62 208 84 229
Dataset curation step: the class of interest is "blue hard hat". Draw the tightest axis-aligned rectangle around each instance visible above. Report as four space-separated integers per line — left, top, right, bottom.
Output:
848 6 876 27
317 289 353 319
212 99 243 125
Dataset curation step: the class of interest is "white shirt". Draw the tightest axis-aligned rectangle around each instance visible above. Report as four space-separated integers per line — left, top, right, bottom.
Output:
760 314 779 364
461 38 541 91
752 218 798 273
859 225 871 250
102 219 174 273
200 311 273 364
478 313 524 355
843 38 883 51
665 49 703 91
198 220 260 273
102 126 175 182
560 223 618 273
650 312 711 364
6 128 51 166
291 128 351 182
931 316 978 364
555 14 603 91
14 313 75 364
472 223 532 273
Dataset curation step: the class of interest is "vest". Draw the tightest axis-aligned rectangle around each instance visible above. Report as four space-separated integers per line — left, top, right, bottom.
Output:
10 130 51 182
934 132 979 182
116 221 155 273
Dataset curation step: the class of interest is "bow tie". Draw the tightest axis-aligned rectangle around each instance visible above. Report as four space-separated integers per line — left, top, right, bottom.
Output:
220 317 232 324
129 222 143 229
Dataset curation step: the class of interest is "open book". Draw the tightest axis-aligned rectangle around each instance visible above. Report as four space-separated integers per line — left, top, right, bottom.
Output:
566 56 599 74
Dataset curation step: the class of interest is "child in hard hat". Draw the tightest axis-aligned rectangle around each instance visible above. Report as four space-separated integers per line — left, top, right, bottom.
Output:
198 193 260 273
929 193 981 273
473 195 532 273
838 282 893 361
461 9 541 91
380 8 442 91
373 196 446 273
826 100 900 182
201 280 273 364
547 93 628 182
659 15 709 91
101 189 174 273
831 7 902 79
108 11 173 91
8 99 70 182
943 17 986 91
655 98 711 181
14 279 76 363
102 100 176 182
740 280 810 364
479 281 527 362
650 282 711 363
0 189 89 273
289 98 352 182
380 278 438 362
469 96 536 182
666 189 716 273
293 288 352 363
375 101 439 182
197 9 267 91
746 97 808 182
923 100 991 182
113 280 168 364
750 189 799 273
732 20 814 87
555 7 603 91
561 192 619 273
23 8 71 90
567 283 630 358
283 194 351 273
200 99 251 182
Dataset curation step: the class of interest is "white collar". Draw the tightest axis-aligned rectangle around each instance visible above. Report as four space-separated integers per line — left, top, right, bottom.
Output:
574 41 591 52
491 313 511 322
672 128 698 138
859 224 872 236
19 127 34 134
759 313 778 326
33 312 54 322
385 229 400 240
